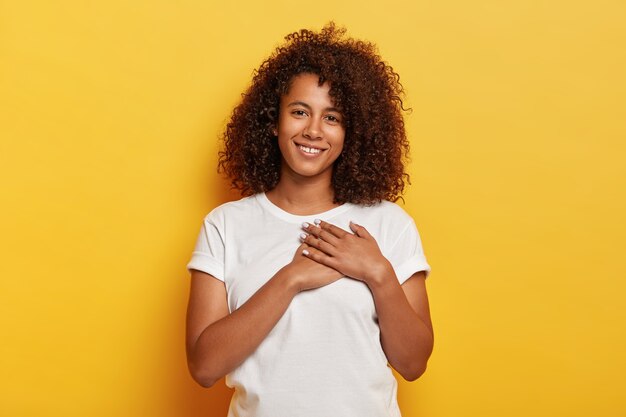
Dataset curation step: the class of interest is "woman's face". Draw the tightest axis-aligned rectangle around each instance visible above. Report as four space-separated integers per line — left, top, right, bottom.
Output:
275 73 345 184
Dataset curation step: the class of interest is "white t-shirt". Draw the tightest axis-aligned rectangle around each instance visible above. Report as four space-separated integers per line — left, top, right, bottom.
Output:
188 193 430 417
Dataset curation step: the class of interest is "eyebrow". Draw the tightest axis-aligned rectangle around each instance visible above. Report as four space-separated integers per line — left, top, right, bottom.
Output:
287 101 341 113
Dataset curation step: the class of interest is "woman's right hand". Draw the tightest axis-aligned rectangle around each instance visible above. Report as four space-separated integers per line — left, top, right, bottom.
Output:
284 243 344 292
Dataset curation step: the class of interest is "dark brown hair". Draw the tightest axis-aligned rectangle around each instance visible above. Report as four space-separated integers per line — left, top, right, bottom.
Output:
218 23 411 204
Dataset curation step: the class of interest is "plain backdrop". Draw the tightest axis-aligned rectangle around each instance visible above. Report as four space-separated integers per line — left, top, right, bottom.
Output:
1 1 625 416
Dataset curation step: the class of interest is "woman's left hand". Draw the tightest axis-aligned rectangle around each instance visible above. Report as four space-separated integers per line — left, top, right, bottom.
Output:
300 220 394 286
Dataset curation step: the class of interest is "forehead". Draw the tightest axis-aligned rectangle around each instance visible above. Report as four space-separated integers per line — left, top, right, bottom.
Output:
281 73 334 106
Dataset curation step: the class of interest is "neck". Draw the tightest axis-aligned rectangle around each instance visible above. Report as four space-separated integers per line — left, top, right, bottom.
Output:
266 174 339 216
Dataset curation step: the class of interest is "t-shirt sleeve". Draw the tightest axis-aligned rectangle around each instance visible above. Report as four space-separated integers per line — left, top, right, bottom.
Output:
186 214 225 281
387 219 431 285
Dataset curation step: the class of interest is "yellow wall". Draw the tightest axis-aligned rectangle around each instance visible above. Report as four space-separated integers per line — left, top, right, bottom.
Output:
1 1 625 416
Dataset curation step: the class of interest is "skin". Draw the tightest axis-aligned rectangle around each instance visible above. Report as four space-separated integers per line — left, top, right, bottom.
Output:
268 73 345 215
186 73 433 388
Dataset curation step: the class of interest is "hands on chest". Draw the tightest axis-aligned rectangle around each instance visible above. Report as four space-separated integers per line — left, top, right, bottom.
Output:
286 219 394 292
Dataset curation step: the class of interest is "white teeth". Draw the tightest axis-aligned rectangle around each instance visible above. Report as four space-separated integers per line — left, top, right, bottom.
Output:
298 145 321 154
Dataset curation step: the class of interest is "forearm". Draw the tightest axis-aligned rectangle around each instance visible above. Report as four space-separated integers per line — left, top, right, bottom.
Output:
369 269 434 381
188 267 298 387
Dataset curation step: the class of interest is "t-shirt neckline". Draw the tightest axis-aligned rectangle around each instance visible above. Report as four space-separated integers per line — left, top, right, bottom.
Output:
256 192 353 224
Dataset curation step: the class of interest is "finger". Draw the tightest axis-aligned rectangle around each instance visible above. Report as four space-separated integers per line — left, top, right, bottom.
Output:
315 219 349 238
302 222 340 244
315 228 341 246
302 245 340 269
300 232 338 256
293 242 308 260
349 221 372 239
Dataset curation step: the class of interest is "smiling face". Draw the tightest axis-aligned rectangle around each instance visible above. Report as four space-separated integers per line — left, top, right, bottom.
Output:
275 73 345 186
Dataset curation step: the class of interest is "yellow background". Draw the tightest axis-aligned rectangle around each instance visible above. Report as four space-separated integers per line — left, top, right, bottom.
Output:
1 1 625 416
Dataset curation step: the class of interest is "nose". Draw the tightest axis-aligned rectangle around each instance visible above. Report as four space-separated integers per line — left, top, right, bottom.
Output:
303 118 322 140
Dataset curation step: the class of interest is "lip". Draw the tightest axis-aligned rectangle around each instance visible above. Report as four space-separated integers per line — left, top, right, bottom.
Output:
294 141 328 156
294 140 328 150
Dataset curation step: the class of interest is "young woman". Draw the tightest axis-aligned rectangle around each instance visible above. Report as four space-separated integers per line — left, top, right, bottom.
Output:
186 23 433 417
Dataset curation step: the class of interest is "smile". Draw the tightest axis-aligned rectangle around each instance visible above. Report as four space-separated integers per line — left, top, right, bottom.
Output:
297 144 323 155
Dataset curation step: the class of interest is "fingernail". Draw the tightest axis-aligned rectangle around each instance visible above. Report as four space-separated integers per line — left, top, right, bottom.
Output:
302 249 310 255
302 222 310 228
299 233 308 240
314 218 321 225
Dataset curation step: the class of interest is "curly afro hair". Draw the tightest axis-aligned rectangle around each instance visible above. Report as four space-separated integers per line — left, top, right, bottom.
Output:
218 22 411 204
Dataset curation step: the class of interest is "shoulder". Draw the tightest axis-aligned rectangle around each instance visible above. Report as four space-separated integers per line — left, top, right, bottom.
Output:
202 194 260 225
351 200 414 227
376 200 412 218
347 200 417 249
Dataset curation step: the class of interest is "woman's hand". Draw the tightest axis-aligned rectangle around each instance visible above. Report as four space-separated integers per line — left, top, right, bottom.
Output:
300 220 394 287
301 221 434 380
284 243 344 292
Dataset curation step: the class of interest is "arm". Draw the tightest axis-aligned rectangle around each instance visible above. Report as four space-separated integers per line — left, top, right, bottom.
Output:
185 244 342 388
301 221 434 380
369 269 433 380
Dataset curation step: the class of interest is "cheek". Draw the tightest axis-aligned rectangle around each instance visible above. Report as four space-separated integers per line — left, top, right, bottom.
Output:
278 120 303 139
276 136 290 157
333 131 346 153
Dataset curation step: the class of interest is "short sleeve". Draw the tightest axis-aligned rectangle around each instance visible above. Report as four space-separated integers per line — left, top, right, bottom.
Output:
186 215 225 281
387 219 431 284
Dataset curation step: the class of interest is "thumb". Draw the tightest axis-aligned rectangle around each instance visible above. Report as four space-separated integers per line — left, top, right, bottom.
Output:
349 221 371 238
